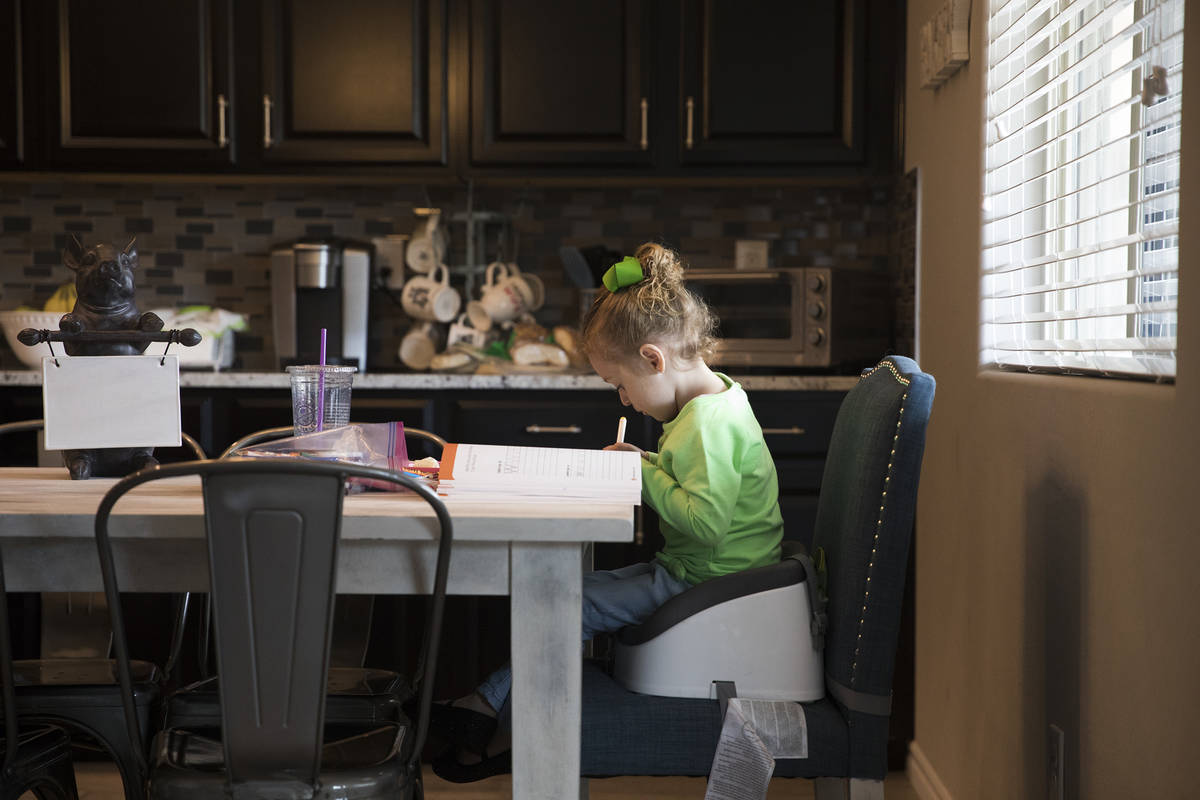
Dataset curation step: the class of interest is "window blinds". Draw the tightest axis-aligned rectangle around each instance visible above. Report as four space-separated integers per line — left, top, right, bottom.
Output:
982 0 1183 380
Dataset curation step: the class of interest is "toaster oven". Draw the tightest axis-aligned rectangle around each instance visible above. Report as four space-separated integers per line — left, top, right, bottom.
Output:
684 267 893 369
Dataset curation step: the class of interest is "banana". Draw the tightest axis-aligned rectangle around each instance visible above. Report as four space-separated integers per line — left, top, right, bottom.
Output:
42 282 77 313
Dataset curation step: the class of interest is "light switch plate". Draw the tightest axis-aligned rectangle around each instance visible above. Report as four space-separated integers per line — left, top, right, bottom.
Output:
921 0 970 90
734 240 769 270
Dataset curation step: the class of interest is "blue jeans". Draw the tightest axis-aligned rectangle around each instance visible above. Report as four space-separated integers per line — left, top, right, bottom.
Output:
476 560 692 714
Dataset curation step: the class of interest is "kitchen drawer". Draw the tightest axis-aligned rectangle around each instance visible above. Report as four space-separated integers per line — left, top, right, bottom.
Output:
774 455 827 493
451 396 620 450
750 391 844 456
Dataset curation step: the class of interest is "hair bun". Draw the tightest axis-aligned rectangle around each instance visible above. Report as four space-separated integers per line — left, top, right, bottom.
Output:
634 242 684 294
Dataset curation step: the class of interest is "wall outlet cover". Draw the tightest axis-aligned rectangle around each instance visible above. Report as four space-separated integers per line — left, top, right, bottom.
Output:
734 239 769 270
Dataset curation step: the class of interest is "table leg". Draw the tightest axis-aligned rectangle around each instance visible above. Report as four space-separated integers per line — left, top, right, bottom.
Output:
510 541 582 800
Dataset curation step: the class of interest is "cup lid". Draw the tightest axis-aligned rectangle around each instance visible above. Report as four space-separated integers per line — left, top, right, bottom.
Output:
286 364 358 374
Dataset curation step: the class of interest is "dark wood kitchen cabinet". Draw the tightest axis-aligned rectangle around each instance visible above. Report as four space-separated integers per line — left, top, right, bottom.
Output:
32 0 236 171
673 0 895 170
256 0 450 166
465 0 900 174
0 1 26 167
676 0 873 169
1 0 900 176
467 0 655 168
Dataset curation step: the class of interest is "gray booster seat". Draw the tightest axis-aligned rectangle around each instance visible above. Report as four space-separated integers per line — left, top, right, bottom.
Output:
613 544 827 701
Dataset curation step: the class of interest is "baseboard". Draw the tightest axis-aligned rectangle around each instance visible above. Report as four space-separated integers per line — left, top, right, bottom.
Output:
906 740 953 800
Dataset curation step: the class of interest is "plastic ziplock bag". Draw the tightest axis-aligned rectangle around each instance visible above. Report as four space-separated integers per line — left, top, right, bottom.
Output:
233 422 412 493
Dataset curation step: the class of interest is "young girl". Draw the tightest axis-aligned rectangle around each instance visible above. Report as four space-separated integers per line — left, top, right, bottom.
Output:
431 242 784 782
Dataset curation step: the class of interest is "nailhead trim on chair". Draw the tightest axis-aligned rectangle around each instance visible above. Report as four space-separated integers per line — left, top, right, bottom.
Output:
850 374 910 687
860 359 912 387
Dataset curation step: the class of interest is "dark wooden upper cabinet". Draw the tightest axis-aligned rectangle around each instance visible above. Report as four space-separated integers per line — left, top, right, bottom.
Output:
40 0 235 170
469 0 655 167
258 0 448 166
0 2 25 167
675 0 893 172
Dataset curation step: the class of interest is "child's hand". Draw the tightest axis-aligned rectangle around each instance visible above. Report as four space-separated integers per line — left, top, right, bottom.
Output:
604 442 645 458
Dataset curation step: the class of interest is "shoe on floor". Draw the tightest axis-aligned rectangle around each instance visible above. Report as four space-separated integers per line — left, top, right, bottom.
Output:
408 701 499 762
430 747 512 783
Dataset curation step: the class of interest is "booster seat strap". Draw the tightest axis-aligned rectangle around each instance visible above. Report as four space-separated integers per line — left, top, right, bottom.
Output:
825 675 892 716
785 547 828 650
713 680 737 720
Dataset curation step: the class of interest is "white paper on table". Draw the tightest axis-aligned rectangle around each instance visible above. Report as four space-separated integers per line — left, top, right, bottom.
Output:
704 698 809 800
43 355 181 450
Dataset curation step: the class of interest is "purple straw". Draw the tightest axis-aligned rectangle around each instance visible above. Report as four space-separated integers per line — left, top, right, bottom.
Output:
316 328 327 432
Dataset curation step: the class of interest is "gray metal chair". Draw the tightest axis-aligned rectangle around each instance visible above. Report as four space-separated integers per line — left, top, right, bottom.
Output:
217 423 445 670
95 459 453 799
166 424 445 732
0 418 205 800
1 544 80 800
579 355 936 799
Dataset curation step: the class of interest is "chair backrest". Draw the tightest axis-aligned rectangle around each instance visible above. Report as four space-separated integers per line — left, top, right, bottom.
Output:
813 357 934 729
0 418 207 463
94 459 453 789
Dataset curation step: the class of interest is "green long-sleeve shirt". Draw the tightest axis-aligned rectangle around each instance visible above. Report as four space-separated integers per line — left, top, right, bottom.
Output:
641 373 783 584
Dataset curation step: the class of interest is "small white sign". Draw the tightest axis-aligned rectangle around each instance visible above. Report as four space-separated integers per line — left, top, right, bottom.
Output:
43 355 182 450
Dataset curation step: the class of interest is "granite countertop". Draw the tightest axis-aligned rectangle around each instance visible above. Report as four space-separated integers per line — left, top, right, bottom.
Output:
0 368 861 392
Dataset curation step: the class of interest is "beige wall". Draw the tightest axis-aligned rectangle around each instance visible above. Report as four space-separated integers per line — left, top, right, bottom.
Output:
904 1 1200 798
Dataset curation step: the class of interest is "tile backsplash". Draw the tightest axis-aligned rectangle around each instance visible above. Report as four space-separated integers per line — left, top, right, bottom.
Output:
0 178 915 371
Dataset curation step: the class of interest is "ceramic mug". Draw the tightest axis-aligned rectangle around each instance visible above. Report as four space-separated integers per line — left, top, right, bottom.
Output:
397 320 445 371
401 263 460 322
466 262 535 328
446 312 490 349
507 262 545 310
404 213 447 274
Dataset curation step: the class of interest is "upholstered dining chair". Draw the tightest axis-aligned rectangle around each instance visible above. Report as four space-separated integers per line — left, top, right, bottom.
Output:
94 459 453 799
0 418 205 800
1 544 80 800
578 355 936 799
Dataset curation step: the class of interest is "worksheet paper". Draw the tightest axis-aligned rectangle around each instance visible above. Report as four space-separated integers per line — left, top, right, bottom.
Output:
437 443 641 503
704 698 809 800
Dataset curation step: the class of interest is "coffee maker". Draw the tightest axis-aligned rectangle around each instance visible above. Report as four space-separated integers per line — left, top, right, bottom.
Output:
271 239 371 370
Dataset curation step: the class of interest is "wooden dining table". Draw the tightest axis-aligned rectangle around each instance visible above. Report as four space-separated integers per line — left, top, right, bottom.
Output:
0 466 634 800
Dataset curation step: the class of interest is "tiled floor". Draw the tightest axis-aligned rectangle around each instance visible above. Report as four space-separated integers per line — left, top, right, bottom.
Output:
68 761 921 799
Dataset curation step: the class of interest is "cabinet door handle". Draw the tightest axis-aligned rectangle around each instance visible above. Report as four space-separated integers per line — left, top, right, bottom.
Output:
639 97 648 150
216 94 228 148
762 426 805 435
263 95 274 149
685 96 694 149
525 425 583 434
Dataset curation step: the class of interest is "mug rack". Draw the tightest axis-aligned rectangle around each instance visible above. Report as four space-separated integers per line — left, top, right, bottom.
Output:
445 209 512 299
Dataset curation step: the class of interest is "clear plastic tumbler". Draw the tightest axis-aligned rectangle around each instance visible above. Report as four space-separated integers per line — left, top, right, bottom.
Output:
287 365 357 436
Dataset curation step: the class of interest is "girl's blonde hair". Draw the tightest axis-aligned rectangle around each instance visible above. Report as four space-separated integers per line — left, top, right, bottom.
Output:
581 242 718 363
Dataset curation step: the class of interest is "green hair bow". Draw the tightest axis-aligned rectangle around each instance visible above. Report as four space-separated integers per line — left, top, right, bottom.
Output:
602 256 644 293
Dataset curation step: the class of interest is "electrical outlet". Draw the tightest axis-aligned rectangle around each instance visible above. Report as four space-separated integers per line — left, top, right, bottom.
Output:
1048 724 1065 800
